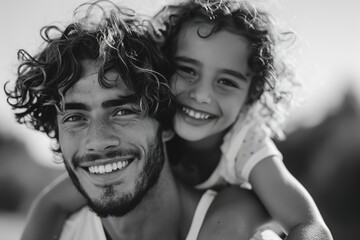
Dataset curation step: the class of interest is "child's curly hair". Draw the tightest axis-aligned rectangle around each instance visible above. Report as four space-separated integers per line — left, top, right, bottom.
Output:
152 0 301 138
4 0 174 153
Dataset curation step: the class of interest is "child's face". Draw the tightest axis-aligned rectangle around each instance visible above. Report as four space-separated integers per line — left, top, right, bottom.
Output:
170 22 253 142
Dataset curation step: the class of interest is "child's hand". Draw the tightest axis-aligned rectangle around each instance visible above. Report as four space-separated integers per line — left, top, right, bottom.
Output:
39 172 86 214
250 229 282 240
20 173 86 240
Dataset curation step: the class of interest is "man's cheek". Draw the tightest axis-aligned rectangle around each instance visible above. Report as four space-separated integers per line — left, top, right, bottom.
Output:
59 135 77 164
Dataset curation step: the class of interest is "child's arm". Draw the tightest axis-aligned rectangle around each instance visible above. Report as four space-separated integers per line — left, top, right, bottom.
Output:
249 156 333 240
21 173 86 240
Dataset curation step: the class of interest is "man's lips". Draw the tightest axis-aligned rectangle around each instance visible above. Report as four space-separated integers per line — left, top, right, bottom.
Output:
78 156 135 175
88 159 130 174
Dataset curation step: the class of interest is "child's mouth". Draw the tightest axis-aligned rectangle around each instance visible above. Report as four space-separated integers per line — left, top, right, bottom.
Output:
180 105 215 120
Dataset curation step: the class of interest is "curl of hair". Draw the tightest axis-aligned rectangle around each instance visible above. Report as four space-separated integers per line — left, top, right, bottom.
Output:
153 0 301 138
4 0 174 154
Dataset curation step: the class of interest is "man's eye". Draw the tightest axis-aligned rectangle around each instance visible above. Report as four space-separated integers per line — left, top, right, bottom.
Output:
62 115 85 123
218 78 239 88
115 108 138 116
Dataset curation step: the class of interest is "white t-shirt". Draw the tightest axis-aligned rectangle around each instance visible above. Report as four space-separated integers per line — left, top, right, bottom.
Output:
195 116 282 190
59 190 217 240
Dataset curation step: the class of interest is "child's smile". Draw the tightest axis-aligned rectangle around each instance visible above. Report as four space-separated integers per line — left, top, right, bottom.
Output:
179 103 216 121
170 20 253 142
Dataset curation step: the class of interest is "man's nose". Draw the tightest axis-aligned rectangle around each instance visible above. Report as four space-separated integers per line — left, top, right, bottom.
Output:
189 80 212 104
85 118 120 152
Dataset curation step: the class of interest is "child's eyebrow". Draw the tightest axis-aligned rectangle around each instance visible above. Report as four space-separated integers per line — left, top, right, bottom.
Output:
174 56 250 82
173 56 200 65
221 69 251 82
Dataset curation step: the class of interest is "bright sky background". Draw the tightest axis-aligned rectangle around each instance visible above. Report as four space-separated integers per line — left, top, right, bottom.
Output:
1 0 359 167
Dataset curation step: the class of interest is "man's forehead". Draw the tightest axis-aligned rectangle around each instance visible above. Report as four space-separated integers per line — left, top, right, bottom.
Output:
63 61 133 103
80 59 102 77
79 60 120 81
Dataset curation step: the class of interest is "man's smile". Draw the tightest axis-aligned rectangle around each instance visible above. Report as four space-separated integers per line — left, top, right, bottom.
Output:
87 159 131 174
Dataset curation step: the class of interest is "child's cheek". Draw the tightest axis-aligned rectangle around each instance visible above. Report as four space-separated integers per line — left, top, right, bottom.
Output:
169 75 181 95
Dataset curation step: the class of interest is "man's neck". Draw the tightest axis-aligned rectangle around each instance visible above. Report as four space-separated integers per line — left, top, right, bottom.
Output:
100 161 201 240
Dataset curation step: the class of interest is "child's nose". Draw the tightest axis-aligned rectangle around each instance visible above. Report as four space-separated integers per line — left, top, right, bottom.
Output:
189 81 212 104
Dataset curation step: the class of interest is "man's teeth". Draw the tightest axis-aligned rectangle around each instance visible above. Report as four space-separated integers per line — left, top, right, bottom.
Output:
88 160 129 174
182 107 211 120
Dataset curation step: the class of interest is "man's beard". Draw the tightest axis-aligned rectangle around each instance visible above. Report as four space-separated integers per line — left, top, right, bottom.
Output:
63 130 165 217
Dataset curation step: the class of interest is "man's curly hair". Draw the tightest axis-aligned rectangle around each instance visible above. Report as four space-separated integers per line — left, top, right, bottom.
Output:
153 0 301 137
4 1 174 153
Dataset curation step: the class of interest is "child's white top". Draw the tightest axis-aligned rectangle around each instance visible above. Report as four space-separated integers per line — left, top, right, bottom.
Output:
195 110 283 190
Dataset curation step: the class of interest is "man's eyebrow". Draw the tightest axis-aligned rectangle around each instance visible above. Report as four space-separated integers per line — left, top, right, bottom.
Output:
63 95 138 111
63 103 89 111
102 95 138 108
221 69 251 82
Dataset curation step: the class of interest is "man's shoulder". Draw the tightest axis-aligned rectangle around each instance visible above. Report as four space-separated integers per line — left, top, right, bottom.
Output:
198 187 270 240
59 207 106 240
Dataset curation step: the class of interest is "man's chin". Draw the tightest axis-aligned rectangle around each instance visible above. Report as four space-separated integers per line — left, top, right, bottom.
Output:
86 192 137 218
61 164 133 217
63 160 160 218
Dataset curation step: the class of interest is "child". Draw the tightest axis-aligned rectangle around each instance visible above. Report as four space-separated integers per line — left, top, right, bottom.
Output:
21 0 332 240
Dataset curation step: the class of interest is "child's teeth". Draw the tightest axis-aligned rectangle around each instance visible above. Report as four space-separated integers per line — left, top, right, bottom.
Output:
182 107 211 120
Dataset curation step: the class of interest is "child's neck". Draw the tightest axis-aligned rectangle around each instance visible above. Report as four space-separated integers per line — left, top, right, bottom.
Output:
181 130 225 152
169 131 226 186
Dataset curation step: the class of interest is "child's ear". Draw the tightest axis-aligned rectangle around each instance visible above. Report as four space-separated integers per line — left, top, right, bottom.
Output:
162 129 174 142
239 103 250 117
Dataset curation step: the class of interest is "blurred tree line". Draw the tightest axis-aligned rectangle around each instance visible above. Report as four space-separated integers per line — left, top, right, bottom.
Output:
0 135 64 212
278 90 360 239
0 88 359 239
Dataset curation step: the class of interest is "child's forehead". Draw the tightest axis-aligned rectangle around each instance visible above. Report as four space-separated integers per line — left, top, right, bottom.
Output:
178 17 244 41
181 18 216 35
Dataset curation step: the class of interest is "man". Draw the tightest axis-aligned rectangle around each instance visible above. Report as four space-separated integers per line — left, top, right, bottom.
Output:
6 2 270 240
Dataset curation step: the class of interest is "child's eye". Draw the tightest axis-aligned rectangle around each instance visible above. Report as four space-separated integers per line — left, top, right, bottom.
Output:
218 78 239 88
179 66 196 76
176 66 197 80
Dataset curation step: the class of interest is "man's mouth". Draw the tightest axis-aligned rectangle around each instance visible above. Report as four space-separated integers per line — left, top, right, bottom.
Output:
79 156 135 175
87 160 131 174
180 106 215 120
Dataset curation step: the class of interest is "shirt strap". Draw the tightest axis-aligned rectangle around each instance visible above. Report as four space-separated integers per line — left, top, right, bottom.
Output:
185 190 217 240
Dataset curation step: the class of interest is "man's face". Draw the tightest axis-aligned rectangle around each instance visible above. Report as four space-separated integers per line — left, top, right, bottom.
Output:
57 60 164 217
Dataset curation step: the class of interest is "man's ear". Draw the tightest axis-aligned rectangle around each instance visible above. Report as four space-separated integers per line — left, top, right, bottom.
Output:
162 129 174 142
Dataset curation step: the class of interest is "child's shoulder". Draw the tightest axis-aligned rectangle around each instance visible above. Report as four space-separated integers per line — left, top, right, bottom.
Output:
219 117 282 185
